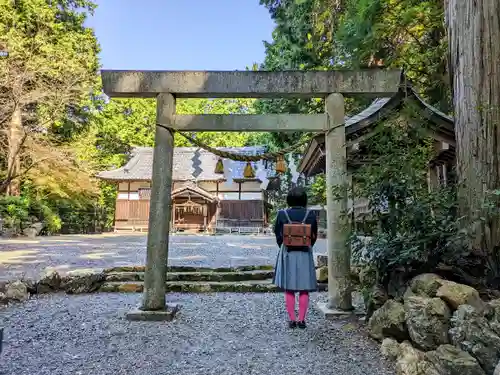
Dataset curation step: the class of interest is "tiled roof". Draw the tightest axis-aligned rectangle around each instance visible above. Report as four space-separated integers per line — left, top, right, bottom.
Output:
297 84 455 177
171 184 217 202
97 146 271 182
345 98 391 127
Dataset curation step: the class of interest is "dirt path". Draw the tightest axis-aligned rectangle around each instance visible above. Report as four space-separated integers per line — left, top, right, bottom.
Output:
0 233 327 281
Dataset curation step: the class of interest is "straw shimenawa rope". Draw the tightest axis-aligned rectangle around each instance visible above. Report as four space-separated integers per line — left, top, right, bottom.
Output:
155 122 340 162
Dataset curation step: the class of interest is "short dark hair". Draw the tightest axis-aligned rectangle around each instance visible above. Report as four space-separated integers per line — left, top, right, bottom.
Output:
286 187 308 208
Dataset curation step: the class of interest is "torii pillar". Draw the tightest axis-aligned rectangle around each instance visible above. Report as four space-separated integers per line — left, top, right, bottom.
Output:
100 69 402 321
316 93 354 316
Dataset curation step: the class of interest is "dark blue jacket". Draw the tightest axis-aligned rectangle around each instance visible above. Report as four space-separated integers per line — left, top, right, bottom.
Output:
274 207 318 249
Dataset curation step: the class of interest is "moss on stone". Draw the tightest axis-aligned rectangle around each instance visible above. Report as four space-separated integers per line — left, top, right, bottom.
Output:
105 272 142 282
104 265 275 275
117 282 143 293
103 266 145 273
98 283 119 292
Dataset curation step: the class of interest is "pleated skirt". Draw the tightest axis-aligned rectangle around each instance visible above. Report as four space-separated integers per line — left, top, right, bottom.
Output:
272 244 318 292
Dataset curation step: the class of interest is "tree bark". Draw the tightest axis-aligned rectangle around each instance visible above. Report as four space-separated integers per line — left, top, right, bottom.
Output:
445 0 500 251
5 105 23 196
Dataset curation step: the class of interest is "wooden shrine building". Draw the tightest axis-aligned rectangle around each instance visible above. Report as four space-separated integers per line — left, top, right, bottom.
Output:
97 146 275 233
299 84 455 225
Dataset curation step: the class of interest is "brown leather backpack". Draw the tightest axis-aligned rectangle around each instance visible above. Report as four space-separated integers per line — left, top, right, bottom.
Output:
282 209 312 247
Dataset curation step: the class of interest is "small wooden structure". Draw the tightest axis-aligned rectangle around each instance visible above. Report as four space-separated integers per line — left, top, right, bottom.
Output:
299 85 456 221
97 146 275 233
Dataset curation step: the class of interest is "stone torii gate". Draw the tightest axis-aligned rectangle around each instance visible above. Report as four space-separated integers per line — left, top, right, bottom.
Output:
100 69 401 321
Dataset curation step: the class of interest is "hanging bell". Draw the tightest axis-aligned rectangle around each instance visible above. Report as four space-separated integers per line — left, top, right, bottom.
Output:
243 161 255 178
214 158 224 174
275 155 286 174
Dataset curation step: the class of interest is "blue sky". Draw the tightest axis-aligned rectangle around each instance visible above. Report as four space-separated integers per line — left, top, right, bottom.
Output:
86 1 276 71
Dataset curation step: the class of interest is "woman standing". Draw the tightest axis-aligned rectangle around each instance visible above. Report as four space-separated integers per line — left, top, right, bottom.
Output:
272 187 318 329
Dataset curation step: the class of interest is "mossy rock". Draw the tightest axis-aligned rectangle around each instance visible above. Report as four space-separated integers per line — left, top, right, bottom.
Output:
105 272 143 282
103 266 145 273
104 265 274 274
104 270 274 283
99 283 119 292
166 282 277 293
168 271 274 282
98 280 327 294
98 281 278 293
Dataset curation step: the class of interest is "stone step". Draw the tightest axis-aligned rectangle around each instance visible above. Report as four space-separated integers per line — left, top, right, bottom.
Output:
104 265 274 274
104 270 275 283
99 280 328 293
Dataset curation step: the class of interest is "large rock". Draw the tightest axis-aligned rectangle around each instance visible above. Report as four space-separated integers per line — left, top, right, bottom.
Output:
61 271 105 294
358 266 377 286
449 304 500 374
368 300 409 341
0 292 7 305
5 281 29 302
23 279 37 294
37 269 62 293
387 269 409 301
494 361 500 375
404 296 450 351
22 221 43 237
425 345 486 375
395 341 440 375
486 299 500 336
22 227 38 238
407 273 444 298
366 284 389 320
381 337 400 360
316 266 328 283
31 222 44 235
0 281 7 293
437 280 485 312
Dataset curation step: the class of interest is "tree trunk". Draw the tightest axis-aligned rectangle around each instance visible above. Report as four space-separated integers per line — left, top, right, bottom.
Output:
5 105 23 196
445 0 500 252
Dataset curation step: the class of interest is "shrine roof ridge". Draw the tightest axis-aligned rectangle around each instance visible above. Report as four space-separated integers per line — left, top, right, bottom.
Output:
96 146 271 182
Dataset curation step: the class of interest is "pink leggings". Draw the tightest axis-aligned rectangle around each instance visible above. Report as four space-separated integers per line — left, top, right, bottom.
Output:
284 291 309 321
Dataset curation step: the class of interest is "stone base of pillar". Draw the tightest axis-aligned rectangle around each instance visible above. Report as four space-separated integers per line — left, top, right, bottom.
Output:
126 303 180 322
316 301 364 320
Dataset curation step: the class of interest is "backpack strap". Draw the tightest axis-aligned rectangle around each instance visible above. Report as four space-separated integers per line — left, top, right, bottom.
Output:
301 209 310 224
282 209 292 224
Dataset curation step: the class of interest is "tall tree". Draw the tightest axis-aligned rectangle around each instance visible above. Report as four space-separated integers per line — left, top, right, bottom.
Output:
334 0 449 109
0 0 100 195
445 1 500 252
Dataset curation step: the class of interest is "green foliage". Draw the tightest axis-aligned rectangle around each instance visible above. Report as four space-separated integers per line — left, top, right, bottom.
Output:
308 174 326 205
0 194 62 234
0 196 30 231
335 0 450 110
349 113 463 285
0 0 100 141
0 0 105 234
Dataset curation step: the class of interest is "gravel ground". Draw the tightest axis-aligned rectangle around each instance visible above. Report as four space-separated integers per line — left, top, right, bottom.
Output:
0 234 328 280
0 292 394 375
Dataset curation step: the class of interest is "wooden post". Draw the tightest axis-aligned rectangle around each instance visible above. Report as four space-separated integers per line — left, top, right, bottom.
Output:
172 202 176 232
324 93 353 312
428 165 439 192
140 93 175 313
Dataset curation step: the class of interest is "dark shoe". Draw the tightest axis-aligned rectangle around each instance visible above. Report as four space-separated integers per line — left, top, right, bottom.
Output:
288 321 297 329
297 321 307 329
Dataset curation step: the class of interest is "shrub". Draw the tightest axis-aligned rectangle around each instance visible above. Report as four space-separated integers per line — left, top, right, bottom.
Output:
349 114 466 292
